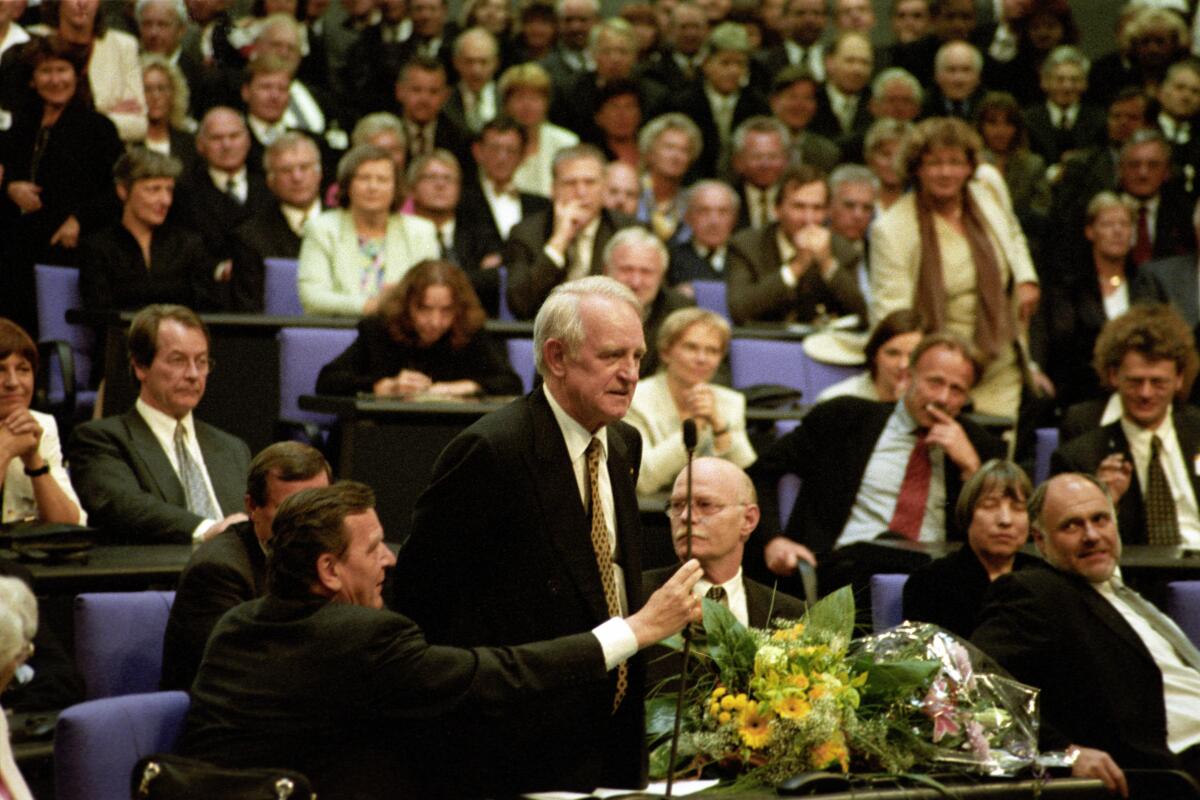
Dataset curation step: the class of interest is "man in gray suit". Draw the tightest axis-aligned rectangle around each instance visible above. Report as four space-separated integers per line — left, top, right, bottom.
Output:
67 305 251 544
1146 196 1200 329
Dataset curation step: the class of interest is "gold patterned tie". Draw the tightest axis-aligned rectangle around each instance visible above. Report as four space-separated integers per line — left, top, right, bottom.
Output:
1146 435 1181 545
586 438 627 712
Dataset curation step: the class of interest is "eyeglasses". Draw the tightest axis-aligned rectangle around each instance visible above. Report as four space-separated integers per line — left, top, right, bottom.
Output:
1118 375 1174 392
161 355 214 375
664 498 745 519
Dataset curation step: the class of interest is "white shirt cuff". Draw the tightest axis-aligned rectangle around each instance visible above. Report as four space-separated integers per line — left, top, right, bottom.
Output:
780 265 797 289
543 244 567 268
192 520 217 544
593 616 638 671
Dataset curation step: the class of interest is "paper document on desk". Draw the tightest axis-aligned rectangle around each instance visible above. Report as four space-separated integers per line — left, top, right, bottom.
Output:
524 779 719 798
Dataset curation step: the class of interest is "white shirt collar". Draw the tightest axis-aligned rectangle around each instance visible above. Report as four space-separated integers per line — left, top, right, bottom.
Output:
543 383 609 455
136 396 196 444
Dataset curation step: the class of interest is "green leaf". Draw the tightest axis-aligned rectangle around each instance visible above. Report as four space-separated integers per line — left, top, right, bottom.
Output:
857 658 941 702
703 598 758 684
804 585 856 641
646 695 682 741
648 737 698 780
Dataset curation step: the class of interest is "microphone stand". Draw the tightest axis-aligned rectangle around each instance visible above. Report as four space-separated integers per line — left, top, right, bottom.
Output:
666 419 697 797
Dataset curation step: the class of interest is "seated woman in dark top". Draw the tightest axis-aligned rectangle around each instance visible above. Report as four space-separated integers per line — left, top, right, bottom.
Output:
316 260 522 398
902 459 1040 638
79 148 215 312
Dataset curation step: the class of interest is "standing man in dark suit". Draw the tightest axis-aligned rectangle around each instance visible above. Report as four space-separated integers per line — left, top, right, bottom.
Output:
1051 304 1200 547
1022 46 1106 169
458 116 550 314
66 305 251 545
645 458 805 689
749 333 1003 592
160 441 331 691
1146 197 1200 329
183 480 703 800
973 472 1200 794
726 164 867 325
393 277 655 795
229 132 323 311
393 56 473 171
504 144 635 319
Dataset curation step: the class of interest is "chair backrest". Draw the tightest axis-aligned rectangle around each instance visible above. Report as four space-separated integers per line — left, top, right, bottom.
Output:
869 573 909 633
55 691 190 800
264 258 303 316
74 591 176 700
778 474 801 530
728 338 807 392
801 351 861 399
507 338 536 393
691 280 729 320
1034 427 1059 486
277 327 358 425
1167 581 1200 648
34 264 93 389
496 266 515 321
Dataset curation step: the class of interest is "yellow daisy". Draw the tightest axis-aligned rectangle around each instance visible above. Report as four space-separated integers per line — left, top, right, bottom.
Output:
737 701 773 749
775 694 811 720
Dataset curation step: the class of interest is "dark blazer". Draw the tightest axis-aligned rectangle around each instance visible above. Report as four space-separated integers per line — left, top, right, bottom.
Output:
180 594 610 800
1022 103 1107 166
668 241 726 285
1033 265 1168 410
65 408 251 544
401 111 474 177
902 546 1041 639
539 46 589 91
1059 397 1108 444
134 129 197 176
1050 406 1200 546
726 222 867 325
392 389 647 795
790 129 844 173
750 397 1005 559
1145 253 1200 328
503 208 635 319
455 176 550 314
642 566 806 691
171 163 274 272
229 202 304 312
670 81 771 180
160 520 265 691
807 87 872 143
336 24 410 119
79 223 216 312
919 86 986 121
314 315 522 396
550 68 668 143
972 566 1185 770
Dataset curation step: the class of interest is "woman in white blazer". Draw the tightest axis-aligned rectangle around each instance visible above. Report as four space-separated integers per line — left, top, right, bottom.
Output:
299 144 440 316
627 308 755 495
0 320 84 526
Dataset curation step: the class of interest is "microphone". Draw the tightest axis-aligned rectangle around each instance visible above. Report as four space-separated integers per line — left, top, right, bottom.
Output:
667 420 699 798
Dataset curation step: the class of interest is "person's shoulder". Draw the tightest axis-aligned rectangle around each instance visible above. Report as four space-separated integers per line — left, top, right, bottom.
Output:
194 418 250 453
72 410 135 439
395 213 437 237
509 207 552 238
808 395 891 421
98 27 139 51
187 520 256 568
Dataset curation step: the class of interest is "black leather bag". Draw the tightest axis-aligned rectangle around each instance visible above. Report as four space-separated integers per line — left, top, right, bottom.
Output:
130 753 315 800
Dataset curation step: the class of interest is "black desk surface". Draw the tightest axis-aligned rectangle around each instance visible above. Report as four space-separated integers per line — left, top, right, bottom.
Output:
13 545 192 591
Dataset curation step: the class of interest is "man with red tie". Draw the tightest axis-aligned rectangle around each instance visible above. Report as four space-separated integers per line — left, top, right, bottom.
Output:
748 332 1003 592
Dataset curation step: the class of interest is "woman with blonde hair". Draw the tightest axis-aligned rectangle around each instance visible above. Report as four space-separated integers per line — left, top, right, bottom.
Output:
0 575 37 800
499 62 579 197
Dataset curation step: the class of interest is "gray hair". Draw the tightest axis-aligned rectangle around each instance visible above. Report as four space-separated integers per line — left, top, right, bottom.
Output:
638 112 703 166
864 117 913 155
684 179 740 215
406 147 462 185
934 40 982 74
1119 127 1171 164
264 130 321 175
551 143 606 181
454 26 499 58
732 115 791 155
0 576 36 668
829 163 879 195
589 17 636 51
351 112 407 149
602 227 668 274
1040 44 1090 80
135 0 186 25
699 21 750 61
871 66 923 105
533 276 640 375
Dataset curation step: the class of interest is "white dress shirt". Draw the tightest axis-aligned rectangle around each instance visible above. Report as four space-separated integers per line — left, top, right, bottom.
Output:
696 568 749 627
1120 406 1200 544
135 398 222 541
481 175 522 239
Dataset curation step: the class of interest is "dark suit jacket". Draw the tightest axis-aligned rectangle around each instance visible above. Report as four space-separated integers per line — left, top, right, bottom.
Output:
670 82 771 180
902 546 1041 639
456 176 550 314
726 222 867 325
1022 103 1107 166
972 566 1185 770
160 520 265 691
180 594 610 800
789 129 844 173
642 566 806 691
171 163 274 278
65 408 251 544
668 241 725 285
550 69 668 144
750 397 1005 559
392 389 647 794
336 24 410 119
1050 406 1200 546
919 86 986 121
1146 253 1200 328
503 208 635 319
539 46 589 91
78 223 216 312
808 87 872 143
229 202 304 312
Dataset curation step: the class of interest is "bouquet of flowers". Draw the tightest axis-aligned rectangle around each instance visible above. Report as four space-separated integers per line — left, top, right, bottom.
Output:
647 586 1041 788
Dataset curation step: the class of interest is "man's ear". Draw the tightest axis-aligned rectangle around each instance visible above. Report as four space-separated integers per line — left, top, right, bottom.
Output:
739 504 760 543
315 552 342 595
543 338 568 377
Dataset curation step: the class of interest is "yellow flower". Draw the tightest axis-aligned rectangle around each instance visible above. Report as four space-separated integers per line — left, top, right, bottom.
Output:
786 673 810 690
718 711 732 724
775 694 811 720
708 702 721 717
811 733 850 772
737 701 773 749
720 694 737 710
711 686 727 700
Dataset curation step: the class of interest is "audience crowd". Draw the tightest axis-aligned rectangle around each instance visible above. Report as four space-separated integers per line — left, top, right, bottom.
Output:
11 0 1200 797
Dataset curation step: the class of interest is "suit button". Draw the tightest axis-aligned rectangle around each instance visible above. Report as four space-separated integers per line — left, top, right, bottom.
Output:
547 579 559 595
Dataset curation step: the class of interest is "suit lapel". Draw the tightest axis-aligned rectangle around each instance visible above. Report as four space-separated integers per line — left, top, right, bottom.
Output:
1076 576 1158 665
1173 408 1200 510
124 410 187 506
527 391 612 624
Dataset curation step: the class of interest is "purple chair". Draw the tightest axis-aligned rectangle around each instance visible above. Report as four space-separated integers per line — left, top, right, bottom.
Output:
869 573 909 632
506 338 535 393
264 257 303 316
74 591 175 700
34 264 97 420
55 691 189 800
800 351 861 399
497 266 515 321
691 280 729 320
277 327 358 428
1167 581 1200 648
728 338 807 393
1034 427 1059 485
